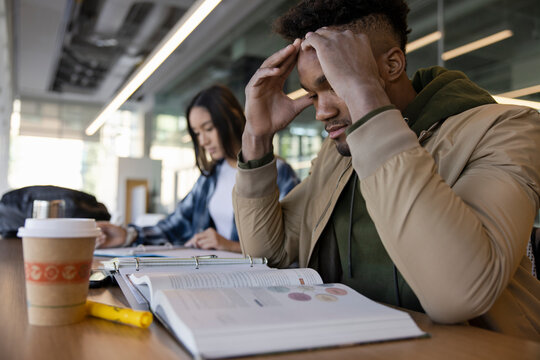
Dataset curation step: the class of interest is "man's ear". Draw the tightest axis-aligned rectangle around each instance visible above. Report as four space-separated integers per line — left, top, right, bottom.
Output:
380 47 406 82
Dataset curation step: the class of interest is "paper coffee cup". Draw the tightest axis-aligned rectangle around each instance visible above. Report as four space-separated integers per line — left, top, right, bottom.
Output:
18 218 101 326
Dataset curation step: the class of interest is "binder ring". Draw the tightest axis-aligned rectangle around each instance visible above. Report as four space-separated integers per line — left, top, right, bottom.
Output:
135 257 140 271
193 256 200 269
247 255 253 267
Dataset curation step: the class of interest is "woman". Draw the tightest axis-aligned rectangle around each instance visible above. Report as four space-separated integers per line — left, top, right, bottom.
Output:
97 85 299 252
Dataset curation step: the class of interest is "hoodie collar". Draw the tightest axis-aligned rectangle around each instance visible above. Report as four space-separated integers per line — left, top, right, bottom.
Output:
403 66 496 136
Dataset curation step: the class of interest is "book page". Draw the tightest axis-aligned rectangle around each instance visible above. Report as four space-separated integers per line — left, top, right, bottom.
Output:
129 268 322 307
116 262 269 308
154 283 425 359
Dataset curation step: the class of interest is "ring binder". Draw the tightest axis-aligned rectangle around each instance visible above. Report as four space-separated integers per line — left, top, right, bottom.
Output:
101 256 268 272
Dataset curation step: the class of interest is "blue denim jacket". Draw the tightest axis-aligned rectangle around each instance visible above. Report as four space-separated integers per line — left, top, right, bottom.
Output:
133 158 299 245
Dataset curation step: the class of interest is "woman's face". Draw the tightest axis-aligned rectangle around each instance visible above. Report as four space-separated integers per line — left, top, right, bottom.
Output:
189 106 225 161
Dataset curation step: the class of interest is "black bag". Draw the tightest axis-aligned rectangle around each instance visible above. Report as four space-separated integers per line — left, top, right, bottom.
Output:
0 185 111 238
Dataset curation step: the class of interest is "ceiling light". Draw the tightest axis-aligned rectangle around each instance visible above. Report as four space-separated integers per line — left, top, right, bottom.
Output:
441 29 513 61
85 0 222 136
288 88 308 100
406 31 442 53
496 85 540 99
492 96 540 110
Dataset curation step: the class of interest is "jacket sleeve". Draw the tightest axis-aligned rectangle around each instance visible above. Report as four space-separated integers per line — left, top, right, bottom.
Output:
133 175 205 245
233 158 312 267
347 106 540 323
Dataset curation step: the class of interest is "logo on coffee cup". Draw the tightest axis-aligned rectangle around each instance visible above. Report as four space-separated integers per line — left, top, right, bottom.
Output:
44 265 59 281
62 265 77 280
24 261 92 283
27 264 43 281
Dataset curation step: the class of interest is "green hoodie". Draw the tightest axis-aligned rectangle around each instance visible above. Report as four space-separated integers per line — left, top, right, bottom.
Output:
328 66 496 311
406 66 496 135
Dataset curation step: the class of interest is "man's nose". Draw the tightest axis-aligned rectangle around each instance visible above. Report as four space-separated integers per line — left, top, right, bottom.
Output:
315 96 338 122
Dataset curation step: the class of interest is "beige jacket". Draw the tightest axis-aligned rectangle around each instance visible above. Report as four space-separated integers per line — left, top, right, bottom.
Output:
233 104 540 341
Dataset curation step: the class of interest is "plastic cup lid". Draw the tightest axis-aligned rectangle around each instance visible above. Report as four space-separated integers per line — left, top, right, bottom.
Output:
17 218 101 238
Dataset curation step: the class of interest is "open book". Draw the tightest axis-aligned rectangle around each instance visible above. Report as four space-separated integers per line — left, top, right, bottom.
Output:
109 257 426 359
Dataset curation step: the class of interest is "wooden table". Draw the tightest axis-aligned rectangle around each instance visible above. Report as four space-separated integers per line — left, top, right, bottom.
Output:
1 237 539 360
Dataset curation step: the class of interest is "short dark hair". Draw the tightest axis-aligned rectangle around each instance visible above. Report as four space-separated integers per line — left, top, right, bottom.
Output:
273 0 411 52
186 84 245 176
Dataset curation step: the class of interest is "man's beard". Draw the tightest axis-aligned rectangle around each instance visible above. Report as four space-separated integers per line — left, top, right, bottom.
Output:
335 141 351 157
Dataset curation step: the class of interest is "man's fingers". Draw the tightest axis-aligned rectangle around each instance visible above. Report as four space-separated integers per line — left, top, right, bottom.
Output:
293 94 314 115
249 67 281 87
259 42 298 69
249 50 300 91
247 39 302 93
301 30 334 52
251 39 300 85
277 39 302 79
301 31 317 51
276 42 301 80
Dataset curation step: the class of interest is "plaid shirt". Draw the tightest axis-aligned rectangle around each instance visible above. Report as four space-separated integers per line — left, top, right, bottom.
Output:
132 159 299 245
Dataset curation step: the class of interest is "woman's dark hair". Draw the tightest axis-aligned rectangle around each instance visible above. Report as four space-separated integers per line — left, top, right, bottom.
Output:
186 84 245 176
273 0 410 52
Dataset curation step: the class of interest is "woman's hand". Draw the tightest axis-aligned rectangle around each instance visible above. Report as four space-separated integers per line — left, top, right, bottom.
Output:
95 221 127 248
185 228 241 253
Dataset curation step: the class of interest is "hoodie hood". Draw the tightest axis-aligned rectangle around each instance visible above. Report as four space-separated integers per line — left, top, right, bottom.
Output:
403 66 496 136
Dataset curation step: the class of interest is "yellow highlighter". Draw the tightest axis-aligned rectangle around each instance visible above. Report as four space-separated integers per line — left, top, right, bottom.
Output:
86 301 153 328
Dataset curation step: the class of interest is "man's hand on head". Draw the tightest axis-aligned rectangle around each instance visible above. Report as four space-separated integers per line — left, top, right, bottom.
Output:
301 28 391 121
243 39 312 160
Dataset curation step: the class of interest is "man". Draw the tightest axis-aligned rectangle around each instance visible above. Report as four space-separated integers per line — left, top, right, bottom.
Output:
233 0 540 340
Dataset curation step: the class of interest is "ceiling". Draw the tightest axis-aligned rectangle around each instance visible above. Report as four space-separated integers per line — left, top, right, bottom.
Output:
13 0 290 108
10 0 540 125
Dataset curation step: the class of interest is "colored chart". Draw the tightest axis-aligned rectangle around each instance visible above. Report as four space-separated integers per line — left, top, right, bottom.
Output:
268 284 348 302
315 294 338 302
288 292 312 301
325 287 348 296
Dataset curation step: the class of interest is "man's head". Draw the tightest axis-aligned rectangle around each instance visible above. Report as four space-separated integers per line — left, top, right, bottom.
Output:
274 0 411 156
274 0 410 53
